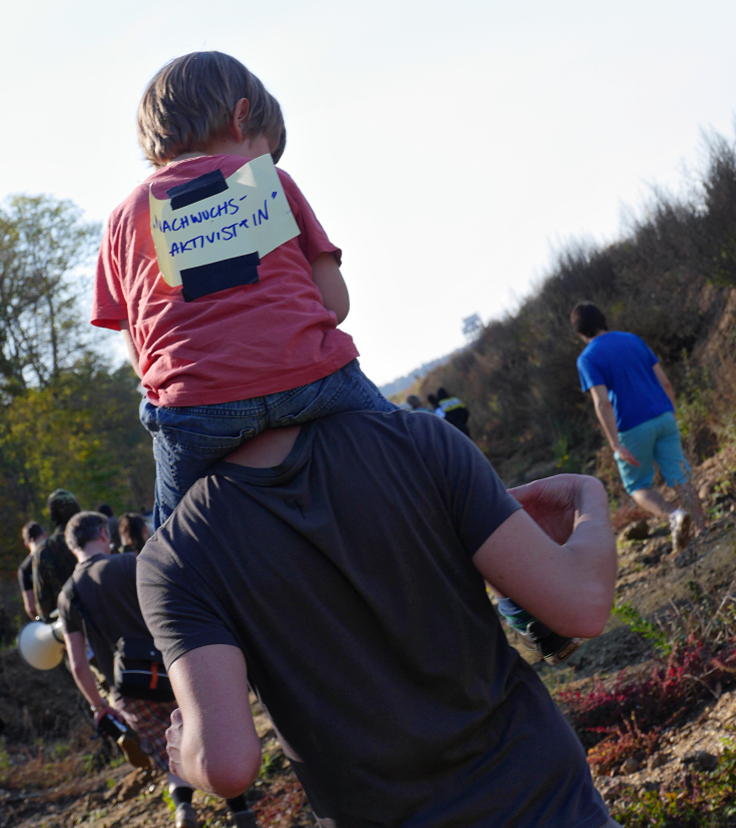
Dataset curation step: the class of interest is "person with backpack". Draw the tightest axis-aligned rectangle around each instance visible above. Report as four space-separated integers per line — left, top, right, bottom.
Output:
58 511 257 828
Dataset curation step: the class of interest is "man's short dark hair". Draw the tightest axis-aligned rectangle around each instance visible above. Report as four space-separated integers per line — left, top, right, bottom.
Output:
21 521 44 545
570 303 608 338
65 512 108 553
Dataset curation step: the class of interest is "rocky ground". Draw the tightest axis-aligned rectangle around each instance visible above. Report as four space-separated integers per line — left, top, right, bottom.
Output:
0 445 734 827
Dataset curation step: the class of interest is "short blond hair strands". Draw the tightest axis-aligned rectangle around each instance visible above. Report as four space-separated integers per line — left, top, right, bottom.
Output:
137 51 286 167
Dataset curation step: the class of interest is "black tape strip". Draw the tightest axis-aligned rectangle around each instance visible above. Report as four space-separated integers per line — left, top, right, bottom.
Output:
181 253 260 302
168 170 228 210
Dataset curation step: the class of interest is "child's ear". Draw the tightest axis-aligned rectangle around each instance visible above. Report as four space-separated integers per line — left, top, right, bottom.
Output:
231 97 250 140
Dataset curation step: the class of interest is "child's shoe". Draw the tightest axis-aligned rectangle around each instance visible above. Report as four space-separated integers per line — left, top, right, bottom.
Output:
175 802 199 828
116 730 151 769
669 508 692 554
496 599 579 664
523 620 580 665
232 808 259 827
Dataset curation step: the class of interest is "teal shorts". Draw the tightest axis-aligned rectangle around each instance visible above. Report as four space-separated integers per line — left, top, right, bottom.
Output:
615 411 690 494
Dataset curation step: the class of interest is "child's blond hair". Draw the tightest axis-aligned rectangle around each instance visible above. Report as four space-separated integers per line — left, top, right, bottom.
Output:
137 51 285 167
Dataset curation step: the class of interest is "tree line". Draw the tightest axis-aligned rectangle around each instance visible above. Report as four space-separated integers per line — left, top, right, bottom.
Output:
0 195 153 574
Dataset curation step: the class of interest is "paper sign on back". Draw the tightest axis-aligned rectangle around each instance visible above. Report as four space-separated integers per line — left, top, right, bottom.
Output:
149 154 300 288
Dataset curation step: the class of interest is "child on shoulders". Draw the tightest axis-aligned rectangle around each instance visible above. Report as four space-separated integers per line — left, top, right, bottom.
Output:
92 51 394 528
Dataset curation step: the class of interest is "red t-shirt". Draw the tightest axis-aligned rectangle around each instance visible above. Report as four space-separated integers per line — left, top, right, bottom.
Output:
92 155 358 406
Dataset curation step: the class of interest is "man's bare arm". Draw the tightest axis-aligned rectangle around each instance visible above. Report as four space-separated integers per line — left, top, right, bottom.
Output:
473 474 617 638
21 589 37 619
167 644 261 799
589 385 639 467
64 630 109 712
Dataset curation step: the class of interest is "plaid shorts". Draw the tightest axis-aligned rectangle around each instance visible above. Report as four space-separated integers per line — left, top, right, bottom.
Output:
116 696 176 772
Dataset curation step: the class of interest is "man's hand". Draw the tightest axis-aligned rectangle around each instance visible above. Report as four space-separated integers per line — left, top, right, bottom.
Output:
613 444 640 467
508 474 608 545
94 705 123 730
166 707 184 778
476 473 616 638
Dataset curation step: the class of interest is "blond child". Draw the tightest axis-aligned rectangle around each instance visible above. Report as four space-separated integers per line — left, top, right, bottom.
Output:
92 52 393 527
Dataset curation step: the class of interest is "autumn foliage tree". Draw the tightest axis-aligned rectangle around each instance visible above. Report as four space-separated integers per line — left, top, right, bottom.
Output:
0 195 154 575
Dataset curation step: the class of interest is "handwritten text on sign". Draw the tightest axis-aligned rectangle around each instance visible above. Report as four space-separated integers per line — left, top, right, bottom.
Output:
149 154 300 287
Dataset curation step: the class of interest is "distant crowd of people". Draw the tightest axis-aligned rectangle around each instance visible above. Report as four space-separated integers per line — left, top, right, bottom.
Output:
18 492 153 624
404 387 471 437
17 489 257 828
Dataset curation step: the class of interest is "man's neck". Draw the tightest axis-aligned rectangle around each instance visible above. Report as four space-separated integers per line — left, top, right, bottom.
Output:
582 329 608 344
226 427 301 468
75 542 109 564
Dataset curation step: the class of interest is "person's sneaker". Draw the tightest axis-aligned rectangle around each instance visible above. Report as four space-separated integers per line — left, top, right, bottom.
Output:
669 508 692 554
175 802 199 828
524 620 580 665
232 808 259 827
116 730 151 769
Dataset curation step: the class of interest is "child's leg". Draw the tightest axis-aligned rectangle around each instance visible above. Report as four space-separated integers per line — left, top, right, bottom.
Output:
140 398 268 528
495 596 580 664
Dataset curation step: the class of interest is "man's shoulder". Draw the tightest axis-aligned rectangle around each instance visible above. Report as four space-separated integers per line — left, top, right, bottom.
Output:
582 331 639 358
88 552 135 575
320 408 453 447
56 571 79 616
599 330 645 347
37 531 74 562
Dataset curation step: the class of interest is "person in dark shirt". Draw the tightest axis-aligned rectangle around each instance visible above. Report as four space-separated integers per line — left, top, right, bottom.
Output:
58 511 256 828
139 410 620 827
18 521 46 619
117 512 150 554
32 489 79 621
434 386 471 436
97 503 121 550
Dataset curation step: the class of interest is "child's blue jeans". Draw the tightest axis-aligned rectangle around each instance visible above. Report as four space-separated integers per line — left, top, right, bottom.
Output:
140 359 395 528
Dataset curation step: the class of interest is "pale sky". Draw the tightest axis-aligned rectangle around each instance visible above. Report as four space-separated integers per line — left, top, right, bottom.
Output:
2 0 735 385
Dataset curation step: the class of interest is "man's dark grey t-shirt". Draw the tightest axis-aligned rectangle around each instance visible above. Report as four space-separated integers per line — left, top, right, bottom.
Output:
58 552 150 696
18 553 33 593
138 410 608 827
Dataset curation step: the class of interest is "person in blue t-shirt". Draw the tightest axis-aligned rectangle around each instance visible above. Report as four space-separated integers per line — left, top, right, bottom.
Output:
570 302 704 552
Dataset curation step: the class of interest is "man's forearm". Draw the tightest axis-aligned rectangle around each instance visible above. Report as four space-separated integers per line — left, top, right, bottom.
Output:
65 633 107 711
22 590 37 619
562 478 618 620
476 475 616 637
72 659 107 710
593 398 620 451
168 645 261 798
